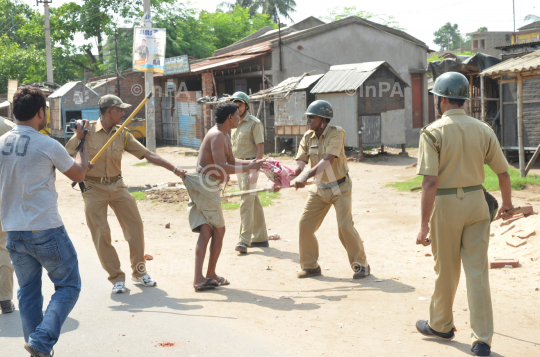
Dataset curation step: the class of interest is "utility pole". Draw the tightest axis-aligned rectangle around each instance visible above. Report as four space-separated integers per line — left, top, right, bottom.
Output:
38 0 54 83
115 27 121 97
143 0 156 152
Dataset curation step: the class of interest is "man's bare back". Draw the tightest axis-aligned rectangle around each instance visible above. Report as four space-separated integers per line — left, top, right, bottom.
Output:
197 126 234 184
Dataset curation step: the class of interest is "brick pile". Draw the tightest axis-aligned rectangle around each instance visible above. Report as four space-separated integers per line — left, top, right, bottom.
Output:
489 206 539 269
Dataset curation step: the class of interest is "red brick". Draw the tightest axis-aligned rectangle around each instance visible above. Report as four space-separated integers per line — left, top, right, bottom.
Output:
490 258 519 269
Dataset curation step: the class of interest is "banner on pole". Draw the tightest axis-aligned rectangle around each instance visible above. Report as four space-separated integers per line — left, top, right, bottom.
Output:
133 28 166 73
164 55 190 75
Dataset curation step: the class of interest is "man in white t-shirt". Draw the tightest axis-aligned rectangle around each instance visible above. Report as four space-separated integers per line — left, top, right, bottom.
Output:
0 86 90 357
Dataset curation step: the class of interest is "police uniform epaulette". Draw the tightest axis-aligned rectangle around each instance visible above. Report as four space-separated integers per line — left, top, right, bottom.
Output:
249 115 262 124
421 124 440 152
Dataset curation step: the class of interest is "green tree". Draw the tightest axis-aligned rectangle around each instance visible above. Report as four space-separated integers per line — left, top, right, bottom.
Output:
319 6 405 31
219 0 296 22
0 0 89 89
100 5 276 74
477 26 488 32
433 22 462 51
524 14 540 23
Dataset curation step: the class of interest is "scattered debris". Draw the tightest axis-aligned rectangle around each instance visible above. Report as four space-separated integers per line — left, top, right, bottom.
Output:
418 297 427 301
490 258 519 269
506 237 527 248
146 188 190 204
165 223 171 229
410 186 422 192
425 253 432 257
156 342 176 347
374 279 385 282
412 163 417 167
144 254 154 261
265 266 272 270
269 233 281 240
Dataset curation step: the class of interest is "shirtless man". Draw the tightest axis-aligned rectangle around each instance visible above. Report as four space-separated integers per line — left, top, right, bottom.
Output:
181 102 263 291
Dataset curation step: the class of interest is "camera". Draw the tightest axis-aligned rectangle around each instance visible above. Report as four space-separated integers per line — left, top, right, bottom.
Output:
68 119 83 131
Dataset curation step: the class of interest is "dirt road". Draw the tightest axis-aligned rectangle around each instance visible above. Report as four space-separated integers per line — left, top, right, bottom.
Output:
1 147 539 356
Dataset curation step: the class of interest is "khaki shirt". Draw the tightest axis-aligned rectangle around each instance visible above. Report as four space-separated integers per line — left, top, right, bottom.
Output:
66 119 149 178
417 109 509 189
295 125 349 183
0 117 16 136
231 114 264 159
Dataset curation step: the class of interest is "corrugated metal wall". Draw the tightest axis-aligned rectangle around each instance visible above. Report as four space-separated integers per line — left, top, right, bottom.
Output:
178 93 202 148
315 93 358 147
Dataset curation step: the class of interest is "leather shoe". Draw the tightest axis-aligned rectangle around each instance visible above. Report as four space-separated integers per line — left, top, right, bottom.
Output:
251 241 269 248
297 266 322 278
0 300 15 314
472 342 491 356
415 320 454 341
235 242 248 253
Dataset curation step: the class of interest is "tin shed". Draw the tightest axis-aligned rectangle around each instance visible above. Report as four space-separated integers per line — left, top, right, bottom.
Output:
310 62 409 152
48 81 100 142
480 49 540 177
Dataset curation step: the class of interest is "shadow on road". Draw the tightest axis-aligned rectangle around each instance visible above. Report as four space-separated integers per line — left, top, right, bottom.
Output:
109 286 204 313
0 310 79 338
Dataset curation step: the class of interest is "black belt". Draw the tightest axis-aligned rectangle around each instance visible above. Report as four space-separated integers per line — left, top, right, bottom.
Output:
317 174 349 189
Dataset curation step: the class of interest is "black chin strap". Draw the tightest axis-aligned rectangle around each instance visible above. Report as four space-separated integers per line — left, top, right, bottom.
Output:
436 96 443 116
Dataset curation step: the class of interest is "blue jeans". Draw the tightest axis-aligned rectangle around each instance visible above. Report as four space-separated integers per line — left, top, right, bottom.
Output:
6 226 81 355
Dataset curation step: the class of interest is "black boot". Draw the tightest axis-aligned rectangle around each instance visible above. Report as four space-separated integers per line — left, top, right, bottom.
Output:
0 300 15 314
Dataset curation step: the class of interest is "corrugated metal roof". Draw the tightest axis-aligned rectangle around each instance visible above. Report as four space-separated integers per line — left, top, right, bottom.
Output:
48 81 80 98
481 49 540 77
190 41 272 73
0 101 10 109
250 74 323 99
311 61 409 94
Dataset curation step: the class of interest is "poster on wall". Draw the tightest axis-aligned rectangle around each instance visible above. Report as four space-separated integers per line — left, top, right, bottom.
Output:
133 28 166 73
164 55 190 75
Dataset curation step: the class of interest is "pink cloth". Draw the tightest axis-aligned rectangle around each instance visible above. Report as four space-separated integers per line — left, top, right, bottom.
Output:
261 158 295 187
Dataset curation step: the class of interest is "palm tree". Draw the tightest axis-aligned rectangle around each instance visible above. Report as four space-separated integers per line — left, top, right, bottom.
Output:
218 0 296 22
524 14 540 23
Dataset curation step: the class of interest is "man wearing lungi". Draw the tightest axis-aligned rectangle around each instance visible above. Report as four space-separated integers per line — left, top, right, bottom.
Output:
182 102 263 291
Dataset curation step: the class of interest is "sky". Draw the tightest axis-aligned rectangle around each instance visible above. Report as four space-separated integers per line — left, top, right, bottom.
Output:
26 0 539 52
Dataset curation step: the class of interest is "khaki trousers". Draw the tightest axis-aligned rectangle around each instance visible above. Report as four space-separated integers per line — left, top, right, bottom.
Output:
0 228 14 301
298 177 367 270
429 188 493 347
237 172 268 245
82 179 146 284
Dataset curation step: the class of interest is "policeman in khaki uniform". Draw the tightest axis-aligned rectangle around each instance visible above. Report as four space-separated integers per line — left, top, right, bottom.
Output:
415 72 513 357
0 116 16 313
292 100 370 279
229 92 269 254
66 95 183 294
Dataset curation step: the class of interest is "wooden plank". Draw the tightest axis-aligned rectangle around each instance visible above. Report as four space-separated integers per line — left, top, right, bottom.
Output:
517 72 525 178
503 99 540 105
481 75 486 121
500 82 504 148
525 142 540 176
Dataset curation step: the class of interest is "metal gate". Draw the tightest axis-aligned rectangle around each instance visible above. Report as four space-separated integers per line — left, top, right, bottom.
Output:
362 115 381 145
162 88 178 144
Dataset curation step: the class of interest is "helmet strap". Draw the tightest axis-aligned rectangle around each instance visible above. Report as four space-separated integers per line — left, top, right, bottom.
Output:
436 96 443 116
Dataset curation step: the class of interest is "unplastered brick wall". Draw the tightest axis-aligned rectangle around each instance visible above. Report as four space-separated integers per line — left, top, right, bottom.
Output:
202 72 214 133
119 72 146 119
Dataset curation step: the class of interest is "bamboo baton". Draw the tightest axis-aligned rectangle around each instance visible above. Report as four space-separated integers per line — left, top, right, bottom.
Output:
223 181 316 198
71 91 153 192
91 91 153 164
